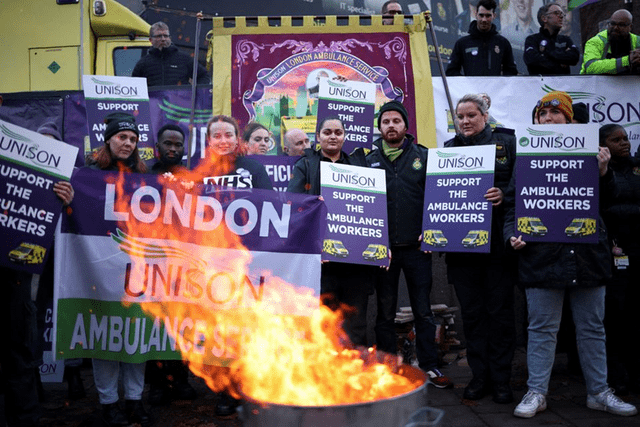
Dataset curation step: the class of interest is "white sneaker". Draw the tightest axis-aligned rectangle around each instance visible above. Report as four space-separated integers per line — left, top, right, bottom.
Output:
513 390 547 418
587 388 638 416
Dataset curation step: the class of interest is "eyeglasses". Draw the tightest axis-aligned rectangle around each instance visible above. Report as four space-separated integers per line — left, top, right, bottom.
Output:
152 34 171 39
547 11 566 18
609 21 631 28
385 10 403 15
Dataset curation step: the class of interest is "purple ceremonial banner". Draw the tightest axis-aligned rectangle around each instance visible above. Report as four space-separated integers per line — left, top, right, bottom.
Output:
421 146 495 253
320 162 388 266
514 124 599 244
65 168 324 255
230 32 416 151
0 120 78 274
250 155 299 192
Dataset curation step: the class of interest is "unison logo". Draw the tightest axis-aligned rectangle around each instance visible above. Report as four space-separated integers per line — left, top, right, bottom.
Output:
91 77 139 98
435 151 484 170
327 80 367 101
0 125 61 170
524 128 585 151
328 164 376 188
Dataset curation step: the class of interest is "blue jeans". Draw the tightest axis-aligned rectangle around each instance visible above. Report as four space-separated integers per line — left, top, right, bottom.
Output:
525 286 608 395
92 359 145 404
375 247 437 371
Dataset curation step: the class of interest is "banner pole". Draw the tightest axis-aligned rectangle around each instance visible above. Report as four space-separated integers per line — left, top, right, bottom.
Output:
424 11 459 135
188 12 203 170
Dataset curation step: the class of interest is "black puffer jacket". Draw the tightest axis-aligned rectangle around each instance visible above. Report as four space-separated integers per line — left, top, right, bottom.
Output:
446 21 518 76
366 135 428 246
524 28 580 75
132 45 210 87
287 148 355 195
445 125 516 260
601 156 640 257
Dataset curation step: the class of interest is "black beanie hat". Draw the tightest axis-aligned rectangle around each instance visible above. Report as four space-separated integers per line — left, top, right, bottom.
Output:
377 100 409 130
572 103 589 124
103 112 139 142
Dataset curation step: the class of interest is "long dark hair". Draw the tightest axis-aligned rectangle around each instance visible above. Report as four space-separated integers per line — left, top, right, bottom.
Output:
88 134 147 173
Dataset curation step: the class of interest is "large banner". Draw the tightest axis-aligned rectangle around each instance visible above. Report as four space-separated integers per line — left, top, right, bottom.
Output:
514 124 599 244
210 14 437 150
432 76 640 153
54 169 325 364
421 145 495 253
320 162 388 266
0 120 77 274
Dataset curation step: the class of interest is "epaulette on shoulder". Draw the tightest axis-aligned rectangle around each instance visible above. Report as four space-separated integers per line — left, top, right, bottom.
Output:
493 127 515 135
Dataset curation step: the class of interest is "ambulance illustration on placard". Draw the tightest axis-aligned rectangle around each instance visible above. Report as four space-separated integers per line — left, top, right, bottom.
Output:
461 230 489 248
8 242 46 264
323 239 349 257
423 229 448 247
362 244 387 261
517 217 548 237
565 218 596 237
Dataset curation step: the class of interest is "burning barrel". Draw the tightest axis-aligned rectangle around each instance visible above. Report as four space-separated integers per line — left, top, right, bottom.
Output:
239 365 431 427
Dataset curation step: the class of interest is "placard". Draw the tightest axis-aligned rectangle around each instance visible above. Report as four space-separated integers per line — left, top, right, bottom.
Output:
421 145 495 253
320 162 388 266
514 124 599 244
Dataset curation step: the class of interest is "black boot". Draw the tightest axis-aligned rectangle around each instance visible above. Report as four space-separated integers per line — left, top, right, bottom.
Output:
65 366 86 400
102 402 128 427
215 392 240 416
126 399 151 427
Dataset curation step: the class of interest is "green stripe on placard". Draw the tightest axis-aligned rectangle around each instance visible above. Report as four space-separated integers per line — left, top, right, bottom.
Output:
322 184 386 193
0 154 69 180
427 170 494 176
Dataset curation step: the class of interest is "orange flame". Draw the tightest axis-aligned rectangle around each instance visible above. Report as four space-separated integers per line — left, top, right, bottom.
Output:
112 147 421 406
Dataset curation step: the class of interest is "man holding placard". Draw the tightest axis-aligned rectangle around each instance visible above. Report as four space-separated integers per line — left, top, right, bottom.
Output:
506 92 637 418
367 100 452 389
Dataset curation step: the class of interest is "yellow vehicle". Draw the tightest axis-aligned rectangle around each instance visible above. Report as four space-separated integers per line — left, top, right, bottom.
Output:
565 218 596 237
422 229 448 247
362 244 387 261
517 217 548 237
1 0 150 93
461 230 489 248
323 239 349 258
8 243 46 264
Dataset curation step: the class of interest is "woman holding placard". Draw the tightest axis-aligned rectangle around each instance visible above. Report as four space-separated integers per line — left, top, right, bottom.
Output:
287 116 375 348
506 92 637 419
85 112 150 427
443 93 517 405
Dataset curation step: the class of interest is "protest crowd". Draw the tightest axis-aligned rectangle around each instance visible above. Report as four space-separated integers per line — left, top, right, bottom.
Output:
2 1 640 426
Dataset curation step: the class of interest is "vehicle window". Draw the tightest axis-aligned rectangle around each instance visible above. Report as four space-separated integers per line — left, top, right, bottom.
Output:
113 47 148 77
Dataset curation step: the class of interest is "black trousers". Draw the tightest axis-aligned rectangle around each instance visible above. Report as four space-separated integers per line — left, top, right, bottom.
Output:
447 257 516 384
321 262 375 347
1 268 41 427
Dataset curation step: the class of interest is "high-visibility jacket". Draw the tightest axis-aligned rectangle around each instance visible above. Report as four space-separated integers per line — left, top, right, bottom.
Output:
580 30 639 74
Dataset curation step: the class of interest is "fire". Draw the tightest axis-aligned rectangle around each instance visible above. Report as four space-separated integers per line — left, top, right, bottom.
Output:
111 149 421 406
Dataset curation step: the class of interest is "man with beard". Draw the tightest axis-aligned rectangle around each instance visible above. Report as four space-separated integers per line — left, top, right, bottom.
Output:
132 22 210 86
366 101 453 389
446 0 518 76
524 2 579 75
151 124 186 174
581 9 640 75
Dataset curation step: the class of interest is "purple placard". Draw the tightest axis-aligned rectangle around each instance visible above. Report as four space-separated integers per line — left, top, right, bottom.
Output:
250 155 299 192
320 162 388 266
514 155 599 244
0 162 65 273
421 173 494 253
